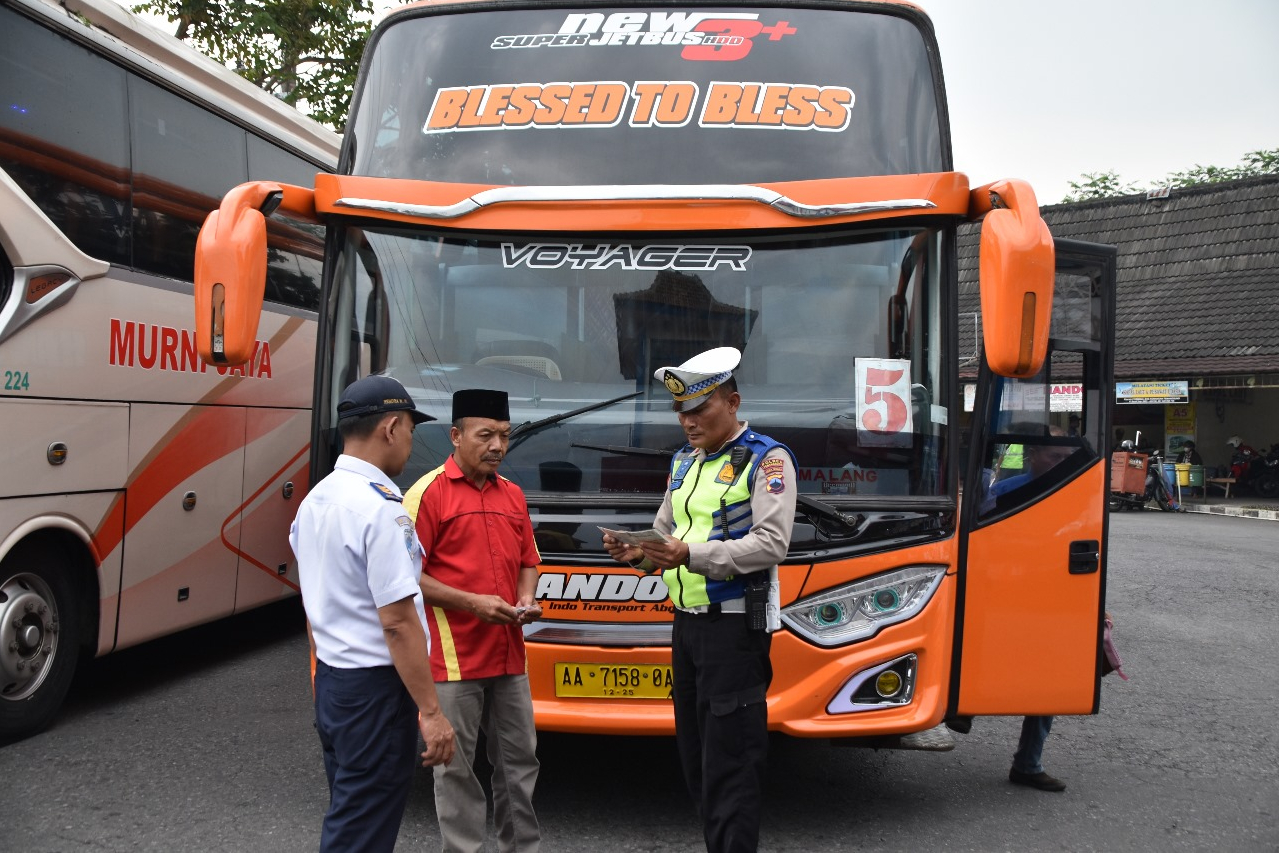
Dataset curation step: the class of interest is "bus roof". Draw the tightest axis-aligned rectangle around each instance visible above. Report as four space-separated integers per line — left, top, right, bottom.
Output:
384 0 927 12
375 0 932 28
9 0 340 166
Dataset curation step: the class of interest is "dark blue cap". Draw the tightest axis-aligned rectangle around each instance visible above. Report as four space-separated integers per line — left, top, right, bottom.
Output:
337 375 435 424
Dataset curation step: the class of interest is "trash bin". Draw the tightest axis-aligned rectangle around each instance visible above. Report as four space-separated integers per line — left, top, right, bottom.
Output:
1188 465 1204 487
1173 463 1191 486
1162 463 1178 489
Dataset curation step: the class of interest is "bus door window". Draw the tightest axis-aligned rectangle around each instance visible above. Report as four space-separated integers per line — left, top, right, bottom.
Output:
977 260 1106 520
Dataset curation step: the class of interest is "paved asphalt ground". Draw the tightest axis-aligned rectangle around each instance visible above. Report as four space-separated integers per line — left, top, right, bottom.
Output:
2 510 1276 852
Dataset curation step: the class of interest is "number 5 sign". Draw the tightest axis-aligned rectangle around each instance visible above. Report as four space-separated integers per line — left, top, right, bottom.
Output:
855 358 913 447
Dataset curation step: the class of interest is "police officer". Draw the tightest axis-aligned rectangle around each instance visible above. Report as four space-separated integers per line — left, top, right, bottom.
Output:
289 375 456 853
604 347 797 853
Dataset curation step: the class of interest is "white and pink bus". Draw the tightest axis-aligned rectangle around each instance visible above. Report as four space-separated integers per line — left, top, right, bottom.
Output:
0 0 337 738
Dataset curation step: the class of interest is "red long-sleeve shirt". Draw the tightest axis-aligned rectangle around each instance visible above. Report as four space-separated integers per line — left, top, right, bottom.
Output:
405 456 540 681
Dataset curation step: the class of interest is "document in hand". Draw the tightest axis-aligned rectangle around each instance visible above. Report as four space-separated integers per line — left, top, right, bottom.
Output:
597 526 676 547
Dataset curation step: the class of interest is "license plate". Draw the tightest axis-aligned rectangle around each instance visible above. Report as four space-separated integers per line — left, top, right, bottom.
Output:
554 662 673 699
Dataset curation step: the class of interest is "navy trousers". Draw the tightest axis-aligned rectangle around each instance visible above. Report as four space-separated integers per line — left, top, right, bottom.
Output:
671 609 773 853
314 661 418 853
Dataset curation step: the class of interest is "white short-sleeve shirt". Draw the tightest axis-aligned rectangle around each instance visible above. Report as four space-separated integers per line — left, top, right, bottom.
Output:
289 454 429 669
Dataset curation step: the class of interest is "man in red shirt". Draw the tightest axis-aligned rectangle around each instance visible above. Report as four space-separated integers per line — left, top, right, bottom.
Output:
404 389 543 853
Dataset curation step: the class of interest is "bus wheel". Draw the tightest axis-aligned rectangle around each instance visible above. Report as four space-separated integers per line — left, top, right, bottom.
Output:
0 550 81 741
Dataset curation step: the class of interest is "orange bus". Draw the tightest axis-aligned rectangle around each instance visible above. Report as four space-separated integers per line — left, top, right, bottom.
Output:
0 0 336 739
194 1 1117 746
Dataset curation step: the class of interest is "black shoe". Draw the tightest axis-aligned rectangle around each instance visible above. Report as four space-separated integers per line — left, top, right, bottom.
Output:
1009 768 1066 792
944 716 973 734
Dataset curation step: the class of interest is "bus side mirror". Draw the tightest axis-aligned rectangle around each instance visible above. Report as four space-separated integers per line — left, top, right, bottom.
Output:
969 179 1054 378
194 182 282 366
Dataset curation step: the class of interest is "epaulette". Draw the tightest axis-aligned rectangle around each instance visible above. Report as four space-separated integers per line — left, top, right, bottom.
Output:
369 482 402 502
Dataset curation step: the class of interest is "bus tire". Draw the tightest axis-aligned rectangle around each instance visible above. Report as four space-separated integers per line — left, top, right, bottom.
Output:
0 541 82 742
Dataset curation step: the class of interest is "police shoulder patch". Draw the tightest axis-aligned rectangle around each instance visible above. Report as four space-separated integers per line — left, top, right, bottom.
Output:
762 458 787 494
369 482 402 502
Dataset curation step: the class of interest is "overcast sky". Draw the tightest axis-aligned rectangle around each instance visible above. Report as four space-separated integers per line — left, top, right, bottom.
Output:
924 0 1279 203
124 0 1277 205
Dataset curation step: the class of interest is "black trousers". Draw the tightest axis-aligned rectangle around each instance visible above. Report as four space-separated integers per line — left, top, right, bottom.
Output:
314 661 418 853
671 609 773 853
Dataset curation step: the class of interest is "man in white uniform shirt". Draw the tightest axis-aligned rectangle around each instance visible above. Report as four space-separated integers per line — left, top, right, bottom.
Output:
290 375 455 852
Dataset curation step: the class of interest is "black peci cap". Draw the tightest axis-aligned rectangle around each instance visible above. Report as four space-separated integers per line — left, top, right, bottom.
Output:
337 375 435 424
452 389 510 422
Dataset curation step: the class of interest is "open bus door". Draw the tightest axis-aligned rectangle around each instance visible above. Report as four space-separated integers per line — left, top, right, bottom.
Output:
955 239 1118 716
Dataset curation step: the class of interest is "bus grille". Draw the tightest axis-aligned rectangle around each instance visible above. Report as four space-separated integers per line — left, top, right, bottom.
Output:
523 621 672 647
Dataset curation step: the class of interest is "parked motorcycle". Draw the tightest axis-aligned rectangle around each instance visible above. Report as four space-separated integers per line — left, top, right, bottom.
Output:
1110 440 1180 512
1226 436 1279 499
1244 443 1279 499
1226 435 1259 480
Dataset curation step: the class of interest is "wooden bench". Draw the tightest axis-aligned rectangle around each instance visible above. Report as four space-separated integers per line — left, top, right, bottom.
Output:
1205 477 1236 498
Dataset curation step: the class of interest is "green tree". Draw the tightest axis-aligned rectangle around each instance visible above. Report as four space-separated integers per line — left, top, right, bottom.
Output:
133 0 391 128
1061 148 1279 203
1062 170 1140 204
1163 148 1279 188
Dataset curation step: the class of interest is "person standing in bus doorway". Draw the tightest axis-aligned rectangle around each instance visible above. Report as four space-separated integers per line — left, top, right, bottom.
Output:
969 422 1071 791
289 375 456 853
1003 424 1070 792
603 347 797 853
403 389 543 853
1010 716 1066 792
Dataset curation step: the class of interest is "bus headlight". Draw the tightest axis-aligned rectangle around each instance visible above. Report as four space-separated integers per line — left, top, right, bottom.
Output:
781 565 945 647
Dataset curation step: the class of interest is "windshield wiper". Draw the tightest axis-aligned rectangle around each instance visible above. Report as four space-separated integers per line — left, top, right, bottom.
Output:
797 494 865 533
569 442 675 458
508 390 645 449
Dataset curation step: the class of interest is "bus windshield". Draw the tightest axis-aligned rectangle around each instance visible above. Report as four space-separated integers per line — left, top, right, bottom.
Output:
330 226 947 503
348 6 944 183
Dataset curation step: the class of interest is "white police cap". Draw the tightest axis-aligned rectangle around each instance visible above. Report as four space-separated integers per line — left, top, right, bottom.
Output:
653 347 741 412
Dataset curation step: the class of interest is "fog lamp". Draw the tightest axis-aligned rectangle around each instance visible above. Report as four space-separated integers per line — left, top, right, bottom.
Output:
826 653 918 714
875 670 903 698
